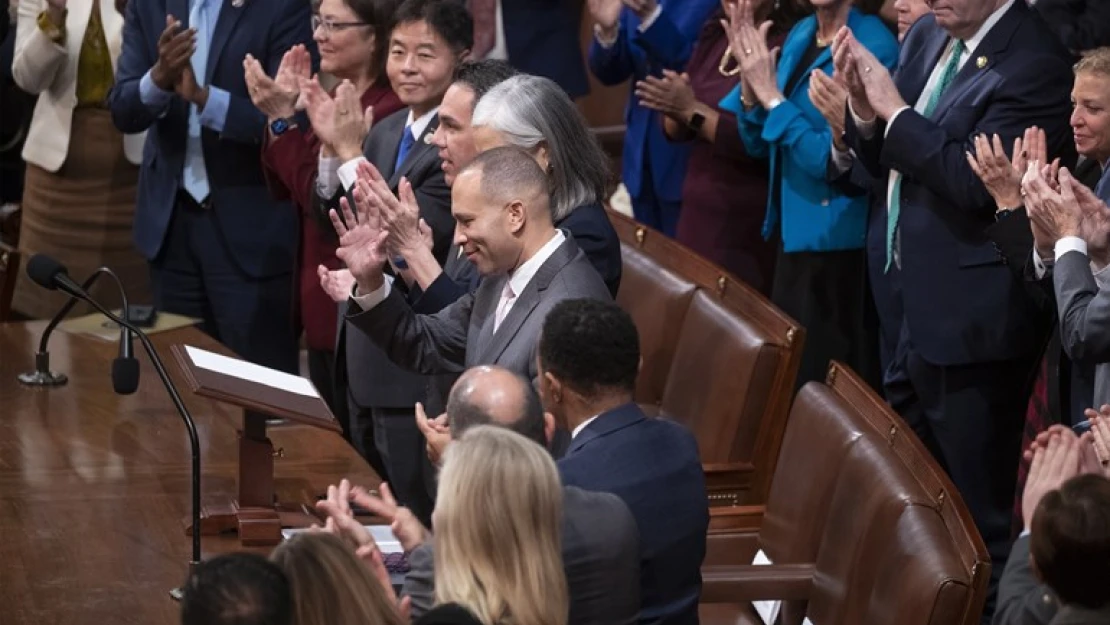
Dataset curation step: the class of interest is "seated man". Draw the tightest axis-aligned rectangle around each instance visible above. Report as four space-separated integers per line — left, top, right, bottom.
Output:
333 146 612 382
396 365 640 625
180 553 291 625
537 298 709 625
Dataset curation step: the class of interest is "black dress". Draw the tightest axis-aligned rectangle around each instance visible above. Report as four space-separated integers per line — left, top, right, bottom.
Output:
769 40 883 392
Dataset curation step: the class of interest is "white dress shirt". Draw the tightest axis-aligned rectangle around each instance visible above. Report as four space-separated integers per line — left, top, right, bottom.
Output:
351 229 566 312
572 414 601 439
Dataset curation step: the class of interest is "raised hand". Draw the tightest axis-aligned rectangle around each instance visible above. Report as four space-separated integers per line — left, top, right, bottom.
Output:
809 69 848 148
330 174 390 294
635 70 697 120
317 266 356 303
332 81 374 162
379 177 428 256
587 0 623 34
966 133 1025 211
151 15 196 91
832 27 873 122
842 30 905 121
1065 170 1110 267
1024 164 1084 245
244 45 309 121
1021 429 1081 530
174 65 208 109
415 401 451 467
349 482 429 553
723 0 781 108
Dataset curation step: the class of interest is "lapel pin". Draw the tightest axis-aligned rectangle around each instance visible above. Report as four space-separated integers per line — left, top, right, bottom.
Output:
976 55 987 69
423 133 433 144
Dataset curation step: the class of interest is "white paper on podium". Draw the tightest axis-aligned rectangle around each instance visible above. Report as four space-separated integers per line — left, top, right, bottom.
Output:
752 549 782 624
184 345 319 397
281 525 403 553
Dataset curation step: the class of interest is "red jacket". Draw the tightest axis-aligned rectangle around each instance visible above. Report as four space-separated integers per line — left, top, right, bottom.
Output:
261 83 404 351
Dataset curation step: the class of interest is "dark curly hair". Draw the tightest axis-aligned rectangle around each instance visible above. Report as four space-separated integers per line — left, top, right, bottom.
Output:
539 299 640 398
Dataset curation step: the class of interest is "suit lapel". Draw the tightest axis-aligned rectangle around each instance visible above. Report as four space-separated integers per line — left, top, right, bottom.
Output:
477 236 576 365
206 0 248 85
777 17 814 95
930 1 1023 120
390 116 440 187
565 403 646 456
897 24 949 108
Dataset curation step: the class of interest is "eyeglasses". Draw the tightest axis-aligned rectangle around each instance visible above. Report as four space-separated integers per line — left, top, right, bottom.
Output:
311 15 371 36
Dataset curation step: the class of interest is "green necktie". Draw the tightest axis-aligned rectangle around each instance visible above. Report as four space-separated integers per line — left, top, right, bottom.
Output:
886 39 967 272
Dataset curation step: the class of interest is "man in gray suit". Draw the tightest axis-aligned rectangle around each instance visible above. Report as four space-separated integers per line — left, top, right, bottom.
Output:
331 145 613 383
393 365 641 623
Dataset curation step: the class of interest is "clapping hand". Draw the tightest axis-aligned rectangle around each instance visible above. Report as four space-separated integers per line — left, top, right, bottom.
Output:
966 129 1056 213
1083 406 1110 477
330 162 391 294
635 70 697 121
415 402 451 466
151 15 196 91
722 0 781 109
1023 164 1084 246
300 77 374 160
587 0 623 36
379 177 433 257
834 27 904 121
244 44 310 122
1021 428 1082 530
317 266 355 303
349 481 429 553
1067 171 1110 268
809 69 848 149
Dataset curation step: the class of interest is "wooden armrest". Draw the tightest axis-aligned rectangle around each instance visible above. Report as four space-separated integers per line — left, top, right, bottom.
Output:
700 563 816 603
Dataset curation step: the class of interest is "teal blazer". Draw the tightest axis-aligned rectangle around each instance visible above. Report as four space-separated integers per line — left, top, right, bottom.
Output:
721 9 898 252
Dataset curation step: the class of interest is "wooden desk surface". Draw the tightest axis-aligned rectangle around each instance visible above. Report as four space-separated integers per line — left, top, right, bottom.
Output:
0 322 379 625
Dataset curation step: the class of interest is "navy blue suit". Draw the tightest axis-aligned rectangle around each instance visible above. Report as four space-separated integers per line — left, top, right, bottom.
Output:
500 0 590 99
559 403 708 625
843 2 1074 609
109 0 315 372
588 0 717 236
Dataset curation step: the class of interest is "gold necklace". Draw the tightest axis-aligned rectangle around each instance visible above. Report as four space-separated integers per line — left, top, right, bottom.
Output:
719 45 741 77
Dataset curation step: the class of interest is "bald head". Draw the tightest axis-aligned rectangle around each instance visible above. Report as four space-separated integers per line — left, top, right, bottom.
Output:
447 366 546 446
456 145 552 224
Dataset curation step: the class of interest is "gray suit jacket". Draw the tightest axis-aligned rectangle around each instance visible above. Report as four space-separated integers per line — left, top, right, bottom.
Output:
346 234 612 380
1050 606 1110 625
1053 250 1110 409
325 108 453 409
994 534 1058 625
402 485 641 625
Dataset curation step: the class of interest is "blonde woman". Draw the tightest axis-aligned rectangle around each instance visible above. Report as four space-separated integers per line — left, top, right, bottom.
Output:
11 0 148 317
422 425 567 625
270 532 406 625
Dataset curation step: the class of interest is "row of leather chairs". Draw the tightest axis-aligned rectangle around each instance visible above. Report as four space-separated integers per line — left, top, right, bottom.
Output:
606 210 989 624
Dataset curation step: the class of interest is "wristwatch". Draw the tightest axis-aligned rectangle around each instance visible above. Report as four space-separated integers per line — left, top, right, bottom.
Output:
269 117 297 136
687 111 706 132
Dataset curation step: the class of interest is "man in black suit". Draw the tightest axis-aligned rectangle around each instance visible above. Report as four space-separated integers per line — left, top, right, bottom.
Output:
398 365 641 625
306 0 471 525
831 0 1075 612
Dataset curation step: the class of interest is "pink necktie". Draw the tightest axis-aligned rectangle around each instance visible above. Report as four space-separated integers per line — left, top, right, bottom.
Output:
468 0 496 58
493 281 516 333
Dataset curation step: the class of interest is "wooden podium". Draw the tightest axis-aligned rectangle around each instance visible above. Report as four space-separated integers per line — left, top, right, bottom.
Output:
171 344 342 546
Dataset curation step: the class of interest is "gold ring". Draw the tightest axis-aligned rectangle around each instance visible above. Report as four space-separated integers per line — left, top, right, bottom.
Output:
744 48 752 55
864 66 872 73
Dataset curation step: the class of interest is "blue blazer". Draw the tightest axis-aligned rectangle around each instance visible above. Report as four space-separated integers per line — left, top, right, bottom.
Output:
844 1 1075 366
722 9 897 253
502 0 590 98
559 403 708 625
108 0 315 278
588 0 718 203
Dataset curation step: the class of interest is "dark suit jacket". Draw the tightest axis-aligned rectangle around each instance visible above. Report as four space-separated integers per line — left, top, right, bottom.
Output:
403 485 641 625
412 603 483 625
588 0 718 202
108 0 315 278
346 234 612 381
1034 0 1110 55
845 2 1075 367
1055 250 1110 408
324 108 453 409
501 0 590 99
993 534 1058 625
558 403 709 625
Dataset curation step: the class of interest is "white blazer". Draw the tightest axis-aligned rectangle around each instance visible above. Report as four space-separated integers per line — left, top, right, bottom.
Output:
13 0 144 171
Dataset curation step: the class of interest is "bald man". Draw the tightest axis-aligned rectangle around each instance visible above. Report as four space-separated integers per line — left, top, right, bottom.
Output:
337 145 612 383
400 365 641 625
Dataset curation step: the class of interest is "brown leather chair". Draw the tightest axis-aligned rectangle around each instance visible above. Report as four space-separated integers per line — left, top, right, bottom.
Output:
699 363 990 625
607 209 804 519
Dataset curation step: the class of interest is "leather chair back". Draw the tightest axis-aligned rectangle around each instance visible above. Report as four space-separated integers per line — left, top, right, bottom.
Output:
608 209 804 513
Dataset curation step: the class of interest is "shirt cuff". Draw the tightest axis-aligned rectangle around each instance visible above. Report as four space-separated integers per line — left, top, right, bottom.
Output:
637 5 663 32
139 70 174 113
198 86 230 133
1019 528 1031 538
830 144 855 174
1032 250 1053 279
1093 263 1110 289
884 106 912 139
1054 236 1088 261
318 154 341 198
594 23 619 48
351 274 393 311
338 157 369 192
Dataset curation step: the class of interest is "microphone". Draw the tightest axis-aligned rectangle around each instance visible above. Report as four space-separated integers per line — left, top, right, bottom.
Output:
26 254 202 568
18 264 137 393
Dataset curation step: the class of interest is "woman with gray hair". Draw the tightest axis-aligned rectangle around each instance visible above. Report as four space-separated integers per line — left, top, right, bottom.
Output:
469 74 621 296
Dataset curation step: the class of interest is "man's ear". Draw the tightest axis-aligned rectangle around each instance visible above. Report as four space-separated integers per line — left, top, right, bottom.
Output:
507 199 527 234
